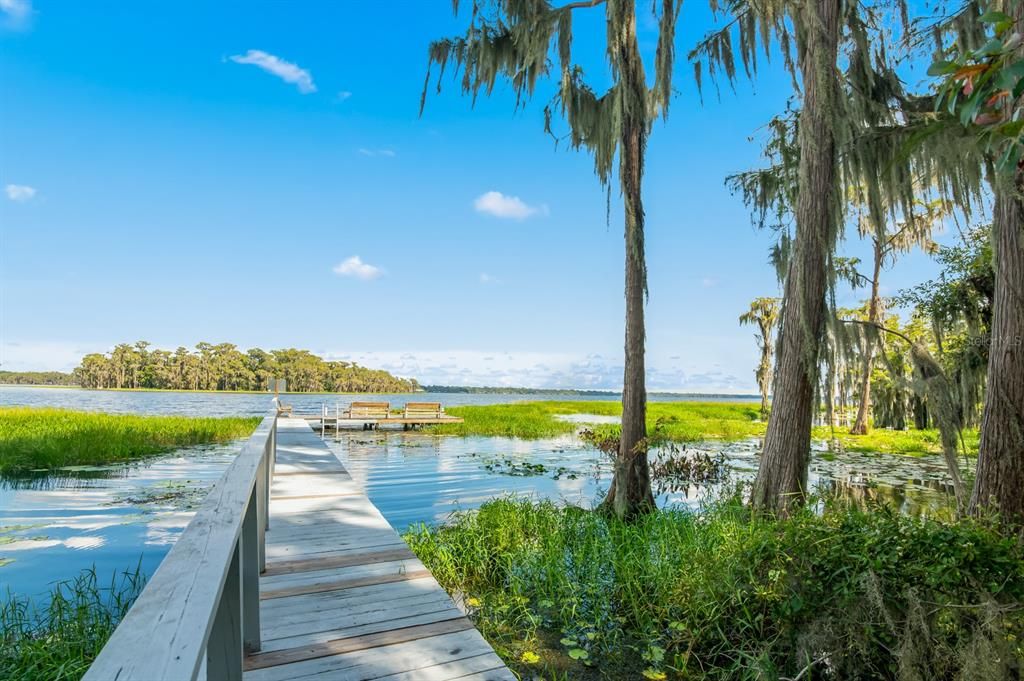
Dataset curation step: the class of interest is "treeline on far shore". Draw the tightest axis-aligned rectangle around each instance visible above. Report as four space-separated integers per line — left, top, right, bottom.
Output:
1 342 420 393
0 370 76 386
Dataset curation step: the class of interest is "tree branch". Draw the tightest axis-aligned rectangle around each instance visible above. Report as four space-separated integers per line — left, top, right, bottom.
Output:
557 0 605 10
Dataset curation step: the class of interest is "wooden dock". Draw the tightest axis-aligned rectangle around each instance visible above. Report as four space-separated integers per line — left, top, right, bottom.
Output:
245 418 512 680
83 416 513 681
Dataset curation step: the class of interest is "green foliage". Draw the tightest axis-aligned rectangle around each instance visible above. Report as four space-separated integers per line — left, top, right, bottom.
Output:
428 400 972 455
0 371 75 386
406 498 1024 680
429 401 764 440
931 5 1024 175
0 407 259 475
71 341 418 393
0 566 144 681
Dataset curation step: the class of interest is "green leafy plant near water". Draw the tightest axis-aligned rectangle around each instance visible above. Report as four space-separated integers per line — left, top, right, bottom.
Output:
0 567 144 681
405 498 1024 680
0 407 260 475
428 401 978 456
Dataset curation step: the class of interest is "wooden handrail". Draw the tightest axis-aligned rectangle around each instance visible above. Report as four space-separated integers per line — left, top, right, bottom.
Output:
83 414 277 681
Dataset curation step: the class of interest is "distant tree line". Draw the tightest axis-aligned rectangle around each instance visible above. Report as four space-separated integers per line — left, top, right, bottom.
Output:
72 342 420 393
0 370 76 386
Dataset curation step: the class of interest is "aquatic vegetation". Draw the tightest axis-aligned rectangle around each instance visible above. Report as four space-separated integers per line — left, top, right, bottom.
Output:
649 447 729 495
0 407 259 475
0 566 144 680
467 454 580 480
406 498 1024 680
429 401 977 456
430 401 762 440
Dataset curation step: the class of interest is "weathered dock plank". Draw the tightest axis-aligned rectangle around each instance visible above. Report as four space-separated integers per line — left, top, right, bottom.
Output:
243 418 513 681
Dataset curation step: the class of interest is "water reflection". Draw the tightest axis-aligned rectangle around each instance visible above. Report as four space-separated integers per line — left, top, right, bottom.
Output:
324 430 962 532
0 444 238 600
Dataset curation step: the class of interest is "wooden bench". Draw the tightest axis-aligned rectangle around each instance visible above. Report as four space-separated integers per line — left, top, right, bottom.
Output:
403 402 444 419
345 401 390 420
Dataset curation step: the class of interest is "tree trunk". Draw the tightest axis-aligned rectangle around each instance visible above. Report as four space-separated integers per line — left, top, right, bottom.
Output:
851 239 883 435
969 176 1024 524
758 342 771 420
751 0 839 516
601 4 655 521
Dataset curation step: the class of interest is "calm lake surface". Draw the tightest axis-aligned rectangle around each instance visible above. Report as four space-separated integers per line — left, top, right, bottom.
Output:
0 385 755 416
0 386 960 601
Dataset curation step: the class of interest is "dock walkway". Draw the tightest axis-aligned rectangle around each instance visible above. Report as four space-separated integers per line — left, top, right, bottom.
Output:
244 417 513 680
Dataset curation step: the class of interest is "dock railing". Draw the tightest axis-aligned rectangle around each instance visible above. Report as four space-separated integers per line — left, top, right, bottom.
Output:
83 414 278 681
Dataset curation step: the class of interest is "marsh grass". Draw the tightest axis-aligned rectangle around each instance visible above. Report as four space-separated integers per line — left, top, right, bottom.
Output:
430 401 975 456
405 498 1024 680
0 407 260 475
430 401 762 440
0 566 144 680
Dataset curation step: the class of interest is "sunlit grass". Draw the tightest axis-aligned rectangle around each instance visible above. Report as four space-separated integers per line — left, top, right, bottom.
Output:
405 498 1024 680
0 566 144 680
0 407 260 475
429 401 972 456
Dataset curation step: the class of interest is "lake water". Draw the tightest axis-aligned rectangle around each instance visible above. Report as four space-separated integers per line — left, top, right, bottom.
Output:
0 385 757 417
0 444 238 601
0 386 960 602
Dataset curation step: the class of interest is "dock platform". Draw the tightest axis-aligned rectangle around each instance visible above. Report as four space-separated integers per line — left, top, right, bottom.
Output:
244 417 512 680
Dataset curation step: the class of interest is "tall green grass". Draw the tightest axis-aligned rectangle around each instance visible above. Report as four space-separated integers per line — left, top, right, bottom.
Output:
0 566 144 680
429 401 970 455
405 498 1024 680
0 407 260 475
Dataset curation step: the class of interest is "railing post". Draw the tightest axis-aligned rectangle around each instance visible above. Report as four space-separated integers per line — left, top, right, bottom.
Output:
207 540 242 681
242 488 261 653
257 456 267 573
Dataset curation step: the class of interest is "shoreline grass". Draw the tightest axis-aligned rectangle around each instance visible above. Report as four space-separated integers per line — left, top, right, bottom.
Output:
0 407 260 476
429 401 978 456
0 566 143 681
405 498 1024 680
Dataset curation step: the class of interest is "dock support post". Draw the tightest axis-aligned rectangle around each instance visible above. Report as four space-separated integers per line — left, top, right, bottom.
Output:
207 541 242 681
242 486 261 653
257 457 267 572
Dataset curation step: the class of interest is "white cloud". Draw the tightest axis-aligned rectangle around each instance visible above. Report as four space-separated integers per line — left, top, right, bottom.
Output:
701 277 718 288
333 256 383 281
358 148 395 157
5 184 36 202
229 50 316 94
1 340 93 372
473 191 546 220
318 349 755 393
479 273 499 285
336 90 352 102
0 0 31 28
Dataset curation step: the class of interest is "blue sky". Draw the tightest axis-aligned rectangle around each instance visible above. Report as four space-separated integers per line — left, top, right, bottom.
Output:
0 1 968 392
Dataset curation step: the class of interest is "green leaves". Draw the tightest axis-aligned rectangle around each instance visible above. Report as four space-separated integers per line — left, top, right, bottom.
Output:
928 11 1024 176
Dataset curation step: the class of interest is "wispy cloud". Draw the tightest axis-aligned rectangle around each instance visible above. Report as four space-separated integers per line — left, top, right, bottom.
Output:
333 256 383 281
336 91 352 102
320 349 755 393
5 184 36 202
479 273 499 285
701 277 718 288
0 0 32 29
229 50 316 94
358 148 395 157
473 190 546 220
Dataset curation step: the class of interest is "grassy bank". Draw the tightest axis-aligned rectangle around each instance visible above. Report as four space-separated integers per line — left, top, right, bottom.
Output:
429 401 977 456
0 407 260 475
0 567 143 681
406 498 1024 680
